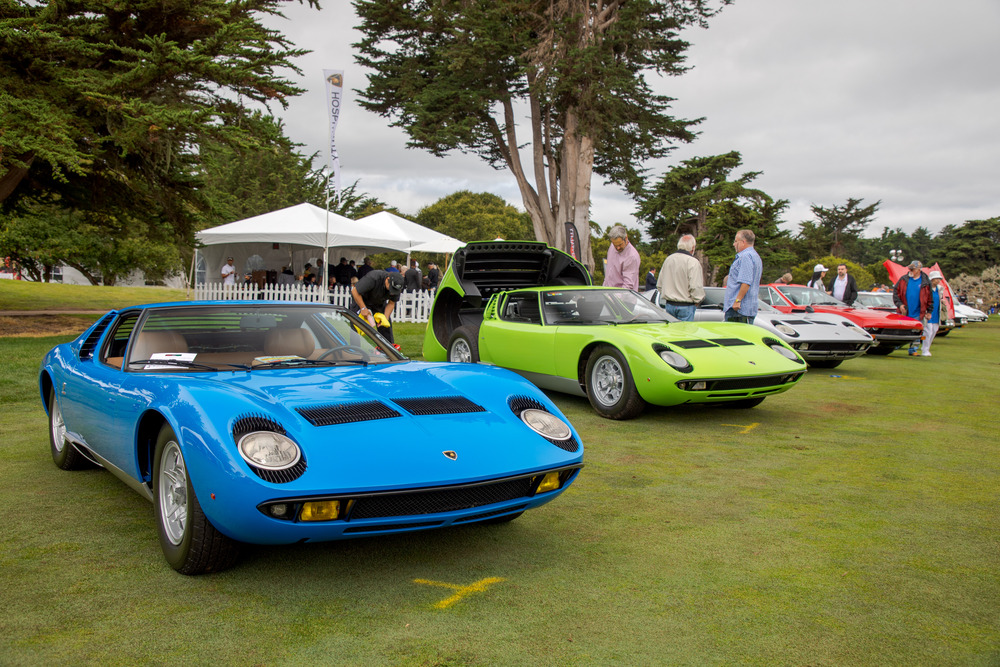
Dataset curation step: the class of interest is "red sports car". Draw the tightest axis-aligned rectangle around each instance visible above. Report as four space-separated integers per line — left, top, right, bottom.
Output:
759 284 923 355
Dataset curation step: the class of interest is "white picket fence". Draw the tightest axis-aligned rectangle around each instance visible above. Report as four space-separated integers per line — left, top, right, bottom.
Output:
191 283 436 323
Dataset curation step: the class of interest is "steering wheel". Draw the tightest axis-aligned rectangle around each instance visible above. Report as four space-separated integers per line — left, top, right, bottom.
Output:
317 345 370 362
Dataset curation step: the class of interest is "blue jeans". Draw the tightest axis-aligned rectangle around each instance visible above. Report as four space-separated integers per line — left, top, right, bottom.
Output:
725 308 754 324
663 303 696 321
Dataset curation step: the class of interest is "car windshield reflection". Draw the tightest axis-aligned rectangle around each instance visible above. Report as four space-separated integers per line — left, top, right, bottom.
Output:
775 285 846 307
121 304 404 372
542 289 676 325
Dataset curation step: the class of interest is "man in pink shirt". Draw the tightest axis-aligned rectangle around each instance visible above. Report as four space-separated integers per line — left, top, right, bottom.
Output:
603 225 641 290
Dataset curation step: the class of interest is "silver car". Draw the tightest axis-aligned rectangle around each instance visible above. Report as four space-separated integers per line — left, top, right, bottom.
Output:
645 287 873 369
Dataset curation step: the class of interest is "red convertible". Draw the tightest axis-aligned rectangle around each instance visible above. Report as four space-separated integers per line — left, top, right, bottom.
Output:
759 284 923 355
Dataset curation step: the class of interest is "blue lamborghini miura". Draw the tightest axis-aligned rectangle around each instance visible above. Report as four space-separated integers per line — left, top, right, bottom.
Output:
39 302 583 574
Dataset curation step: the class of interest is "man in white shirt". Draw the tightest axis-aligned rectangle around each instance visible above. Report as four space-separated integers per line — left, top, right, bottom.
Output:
221 257 236 285
656 234 705 321
827 263 858 305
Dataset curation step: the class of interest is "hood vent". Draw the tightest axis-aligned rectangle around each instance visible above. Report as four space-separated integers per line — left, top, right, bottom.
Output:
394 396 486 415
709 338 753 347
669 339 718 349
297 401 401 426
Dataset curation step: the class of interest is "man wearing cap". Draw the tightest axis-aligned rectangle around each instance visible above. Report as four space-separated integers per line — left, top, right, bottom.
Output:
221 257 236 286
827 263 859 305
351 269 405 343
892 260 933 355
920 270 948 356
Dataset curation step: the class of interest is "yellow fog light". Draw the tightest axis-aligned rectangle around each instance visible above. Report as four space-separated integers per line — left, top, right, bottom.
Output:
299 500 341 522
536 472 561 494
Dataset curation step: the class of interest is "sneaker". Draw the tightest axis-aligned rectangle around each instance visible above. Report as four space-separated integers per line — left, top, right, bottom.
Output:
921 352 931 357
908 349 919 356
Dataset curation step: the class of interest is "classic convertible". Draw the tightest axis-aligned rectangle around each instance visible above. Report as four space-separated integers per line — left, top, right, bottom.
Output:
40 302 584 574
423 242 806 419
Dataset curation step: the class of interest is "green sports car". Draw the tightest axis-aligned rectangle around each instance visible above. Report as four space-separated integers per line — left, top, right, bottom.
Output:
423 242 806 419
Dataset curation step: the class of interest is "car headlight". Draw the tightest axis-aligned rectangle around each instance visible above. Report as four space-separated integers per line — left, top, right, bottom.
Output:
841 321 870 337
770 344 801 362
519 408 573 442
774 323 798 337
238 431 302 470
658 349 692 372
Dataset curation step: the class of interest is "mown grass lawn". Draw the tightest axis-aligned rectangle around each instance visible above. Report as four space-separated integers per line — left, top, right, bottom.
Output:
1 314 997 665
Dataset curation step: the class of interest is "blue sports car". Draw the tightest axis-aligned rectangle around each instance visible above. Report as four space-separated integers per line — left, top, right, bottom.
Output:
39 301 583 574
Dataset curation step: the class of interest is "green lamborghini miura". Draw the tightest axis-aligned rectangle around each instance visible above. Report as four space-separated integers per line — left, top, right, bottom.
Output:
423 242 806 419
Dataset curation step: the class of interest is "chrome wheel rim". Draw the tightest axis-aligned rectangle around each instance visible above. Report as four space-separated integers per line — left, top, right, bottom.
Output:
50 396 67 453
449 339 472 363
592 356 624 406
158 440 188 546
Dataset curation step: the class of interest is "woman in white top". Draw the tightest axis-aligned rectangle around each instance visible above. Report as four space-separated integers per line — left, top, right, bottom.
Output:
807 263 828 291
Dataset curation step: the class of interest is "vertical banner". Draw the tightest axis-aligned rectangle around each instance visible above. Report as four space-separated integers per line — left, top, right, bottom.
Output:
564 221 580 260
323 69 344 206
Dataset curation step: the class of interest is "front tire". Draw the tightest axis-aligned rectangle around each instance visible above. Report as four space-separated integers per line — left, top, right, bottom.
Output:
866 344 897 356
48 387 91 470
584 346 645 420
808 359 843 369
153 424 240 575
447 326 480 363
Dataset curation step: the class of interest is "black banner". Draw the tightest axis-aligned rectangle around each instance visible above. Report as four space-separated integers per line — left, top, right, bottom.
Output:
564 222 580 260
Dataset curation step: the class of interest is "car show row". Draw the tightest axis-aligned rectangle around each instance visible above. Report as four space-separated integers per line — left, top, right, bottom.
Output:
38 241 987 573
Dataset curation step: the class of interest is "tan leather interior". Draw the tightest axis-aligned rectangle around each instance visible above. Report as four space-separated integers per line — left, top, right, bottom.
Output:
263 328 315 358
130 331 189 362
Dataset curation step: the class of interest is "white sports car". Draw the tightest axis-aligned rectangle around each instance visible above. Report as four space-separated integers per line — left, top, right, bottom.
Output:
645 287 873 369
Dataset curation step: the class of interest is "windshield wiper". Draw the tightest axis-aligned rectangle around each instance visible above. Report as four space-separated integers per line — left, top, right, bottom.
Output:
252 357 370 369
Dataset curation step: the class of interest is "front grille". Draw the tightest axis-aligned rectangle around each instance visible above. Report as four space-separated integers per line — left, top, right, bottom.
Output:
680 373 804 392
297 401 401 426
710 374 802 390
800 342 867 351
350 476 537 519
394 396 486 415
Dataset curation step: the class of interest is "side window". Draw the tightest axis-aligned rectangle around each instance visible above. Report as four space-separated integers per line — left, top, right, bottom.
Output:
100 312 141 367
500 293 542 324
758 287 773 305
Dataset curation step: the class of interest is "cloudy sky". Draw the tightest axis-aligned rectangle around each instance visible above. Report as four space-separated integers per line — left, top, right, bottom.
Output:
264 0 1000 238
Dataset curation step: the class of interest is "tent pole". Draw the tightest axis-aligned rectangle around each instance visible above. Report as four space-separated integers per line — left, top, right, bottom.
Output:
324 171 332 294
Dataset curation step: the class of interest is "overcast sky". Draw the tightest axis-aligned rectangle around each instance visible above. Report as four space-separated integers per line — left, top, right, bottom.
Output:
264 0 1000 238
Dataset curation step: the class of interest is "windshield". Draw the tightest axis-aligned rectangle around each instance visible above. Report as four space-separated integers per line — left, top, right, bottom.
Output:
123 304 404 372
542 289 676 324
774 285 847 307
855 292 895 308
703 287 779 313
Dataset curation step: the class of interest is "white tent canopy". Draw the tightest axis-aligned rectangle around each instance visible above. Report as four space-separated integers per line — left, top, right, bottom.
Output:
357 211 465 254
193 203 463 284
